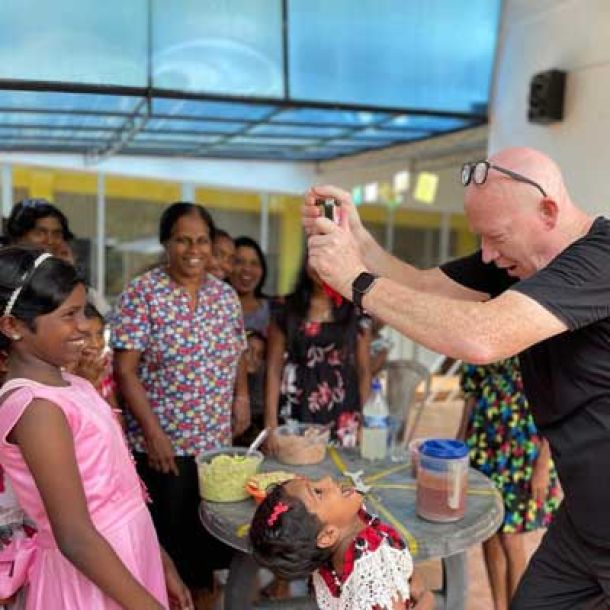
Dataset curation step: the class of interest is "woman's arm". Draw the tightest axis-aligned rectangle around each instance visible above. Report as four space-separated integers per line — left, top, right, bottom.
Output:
232 354 251 437
263 321 286 455
356 323 372 407
114 349 178 476
11 399 165 610
531 436 552 505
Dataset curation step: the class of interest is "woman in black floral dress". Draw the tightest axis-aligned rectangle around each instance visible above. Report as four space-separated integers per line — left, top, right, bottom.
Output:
265 254 372 447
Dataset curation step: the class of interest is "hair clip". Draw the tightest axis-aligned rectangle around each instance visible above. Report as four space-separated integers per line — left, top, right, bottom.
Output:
267 502 289 526
3 253 53 318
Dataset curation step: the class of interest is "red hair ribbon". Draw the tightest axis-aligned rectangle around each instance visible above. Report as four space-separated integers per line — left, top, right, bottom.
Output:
323 283 343 307
267 502 289 526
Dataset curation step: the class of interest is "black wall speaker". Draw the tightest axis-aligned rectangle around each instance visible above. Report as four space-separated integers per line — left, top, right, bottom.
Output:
528 69 566 124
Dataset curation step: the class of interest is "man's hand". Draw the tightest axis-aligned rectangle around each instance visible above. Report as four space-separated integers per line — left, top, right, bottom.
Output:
303 185 366 242
307 205 368 298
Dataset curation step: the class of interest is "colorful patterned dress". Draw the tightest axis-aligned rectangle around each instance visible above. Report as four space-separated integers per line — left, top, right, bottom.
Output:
461 357 561 533
110 267 247 456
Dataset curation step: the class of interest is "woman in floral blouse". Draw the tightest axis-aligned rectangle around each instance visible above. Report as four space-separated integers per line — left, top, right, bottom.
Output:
111 202 249 610
265 252 371 446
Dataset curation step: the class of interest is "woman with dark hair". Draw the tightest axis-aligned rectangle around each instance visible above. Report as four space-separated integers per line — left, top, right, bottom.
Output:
265 251 372 446
230 236 269 335
111 202 249 610
5 198 74 257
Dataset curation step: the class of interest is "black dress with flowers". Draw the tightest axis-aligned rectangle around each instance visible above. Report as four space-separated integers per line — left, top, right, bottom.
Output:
272 298 366 445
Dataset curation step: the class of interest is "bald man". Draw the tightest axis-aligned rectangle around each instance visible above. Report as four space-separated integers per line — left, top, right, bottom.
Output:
304 147 610 609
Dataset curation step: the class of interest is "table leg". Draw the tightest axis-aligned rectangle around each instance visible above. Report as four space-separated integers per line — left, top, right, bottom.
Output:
224 551 259 610
434 552 466 610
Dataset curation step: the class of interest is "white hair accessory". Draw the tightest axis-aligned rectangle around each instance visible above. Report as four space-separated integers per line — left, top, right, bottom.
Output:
3 252 53 318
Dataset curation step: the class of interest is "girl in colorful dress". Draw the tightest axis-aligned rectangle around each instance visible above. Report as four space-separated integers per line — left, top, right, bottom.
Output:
0 246 191 610
249 475 433 610
458 357 561 610
265 253 371 446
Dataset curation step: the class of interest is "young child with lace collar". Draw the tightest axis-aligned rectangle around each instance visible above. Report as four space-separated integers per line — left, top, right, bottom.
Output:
249 475 433 610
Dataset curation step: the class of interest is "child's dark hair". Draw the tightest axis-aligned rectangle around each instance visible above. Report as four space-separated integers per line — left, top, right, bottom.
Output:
6 199 74 242
249 484 333 579
214 228 233 243
84 302 104 324
159 202 216 244
0 246 83 350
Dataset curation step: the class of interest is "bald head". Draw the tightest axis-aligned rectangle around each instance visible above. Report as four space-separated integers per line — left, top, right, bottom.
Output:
463 147 589 279
488 147 567 204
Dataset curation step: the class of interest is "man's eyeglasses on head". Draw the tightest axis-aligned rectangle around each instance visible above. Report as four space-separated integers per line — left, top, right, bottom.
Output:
461 160 547 198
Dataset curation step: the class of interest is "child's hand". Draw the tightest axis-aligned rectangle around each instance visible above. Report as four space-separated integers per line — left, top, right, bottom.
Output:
410 570 434 610
162 549 193 610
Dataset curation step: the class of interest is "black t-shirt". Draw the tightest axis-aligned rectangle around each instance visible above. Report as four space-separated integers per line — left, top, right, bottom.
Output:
441 217 610 546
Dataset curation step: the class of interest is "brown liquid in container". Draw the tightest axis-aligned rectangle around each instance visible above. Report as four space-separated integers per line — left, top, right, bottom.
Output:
416 467 467 522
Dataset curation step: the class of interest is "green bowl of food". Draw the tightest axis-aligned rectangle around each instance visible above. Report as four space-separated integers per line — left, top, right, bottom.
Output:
196 447 264 502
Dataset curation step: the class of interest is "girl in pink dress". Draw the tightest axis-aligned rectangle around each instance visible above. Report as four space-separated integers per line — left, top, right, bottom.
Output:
0 247 189 610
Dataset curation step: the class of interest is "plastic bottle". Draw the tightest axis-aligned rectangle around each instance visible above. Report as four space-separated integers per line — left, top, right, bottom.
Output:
360 378 389 460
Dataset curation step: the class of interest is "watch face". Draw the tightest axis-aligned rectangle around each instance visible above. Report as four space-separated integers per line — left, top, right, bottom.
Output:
353 272 377 292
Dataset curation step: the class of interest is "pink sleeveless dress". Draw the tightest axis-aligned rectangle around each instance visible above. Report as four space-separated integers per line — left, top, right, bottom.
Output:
0 373 168 609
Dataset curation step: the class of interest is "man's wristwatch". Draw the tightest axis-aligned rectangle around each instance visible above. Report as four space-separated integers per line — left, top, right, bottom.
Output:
352 272 379 311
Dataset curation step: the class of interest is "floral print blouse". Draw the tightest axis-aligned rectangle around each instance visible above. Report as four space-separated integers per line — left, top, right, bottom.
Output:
110 267 246 456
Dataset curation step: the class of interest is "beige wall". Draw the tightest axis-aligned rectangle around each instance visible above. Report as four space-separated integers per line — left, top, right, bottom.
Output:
489 0 610 215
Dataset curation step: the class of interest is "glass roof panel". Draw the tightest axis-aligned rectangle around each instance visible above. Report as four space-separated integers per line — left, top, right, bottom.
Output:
151 98 276 121
270 108 391 126
384 114 475 131
229 136 317 147
248 123 346 138
0 91 141 114
0 0 147 86
134 132 221 144
146 117 246 134
350 128 428 141
288 0 501 112
0 111 126 129
152 0 284 97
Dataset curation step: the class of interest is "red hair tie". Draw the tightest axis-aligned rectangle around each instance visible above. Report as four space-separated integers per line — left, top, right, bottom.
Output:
267 502 289 526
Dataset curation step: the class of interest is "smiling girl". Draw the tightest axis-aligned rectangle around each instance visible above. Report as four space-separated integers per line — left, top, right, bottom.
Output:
0 247 182 609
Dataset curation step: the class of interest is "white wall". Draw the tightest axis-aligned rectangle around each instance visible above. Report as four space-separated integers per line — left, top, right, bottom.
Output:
0 152 316 195
490 0 610 215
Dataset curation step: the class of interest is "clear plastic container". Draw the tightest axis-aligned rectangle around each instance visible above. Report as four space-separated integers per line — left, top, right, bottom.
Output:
416 439 468 522
408 437 430 478
196 447 263 502
274 422 330 465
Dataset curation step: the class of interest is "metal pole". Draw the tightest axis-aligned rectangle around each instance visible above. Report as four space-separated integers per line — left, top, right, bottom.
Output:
181 182 195 201
439 212 451 263
260 193 270 253
385 205 395 253
1 164 12 218
96 173 106 297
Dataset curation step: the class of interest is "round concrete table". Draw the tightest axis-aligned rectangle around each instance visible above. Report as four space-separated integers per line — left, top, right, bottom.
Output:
200 448 503 610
